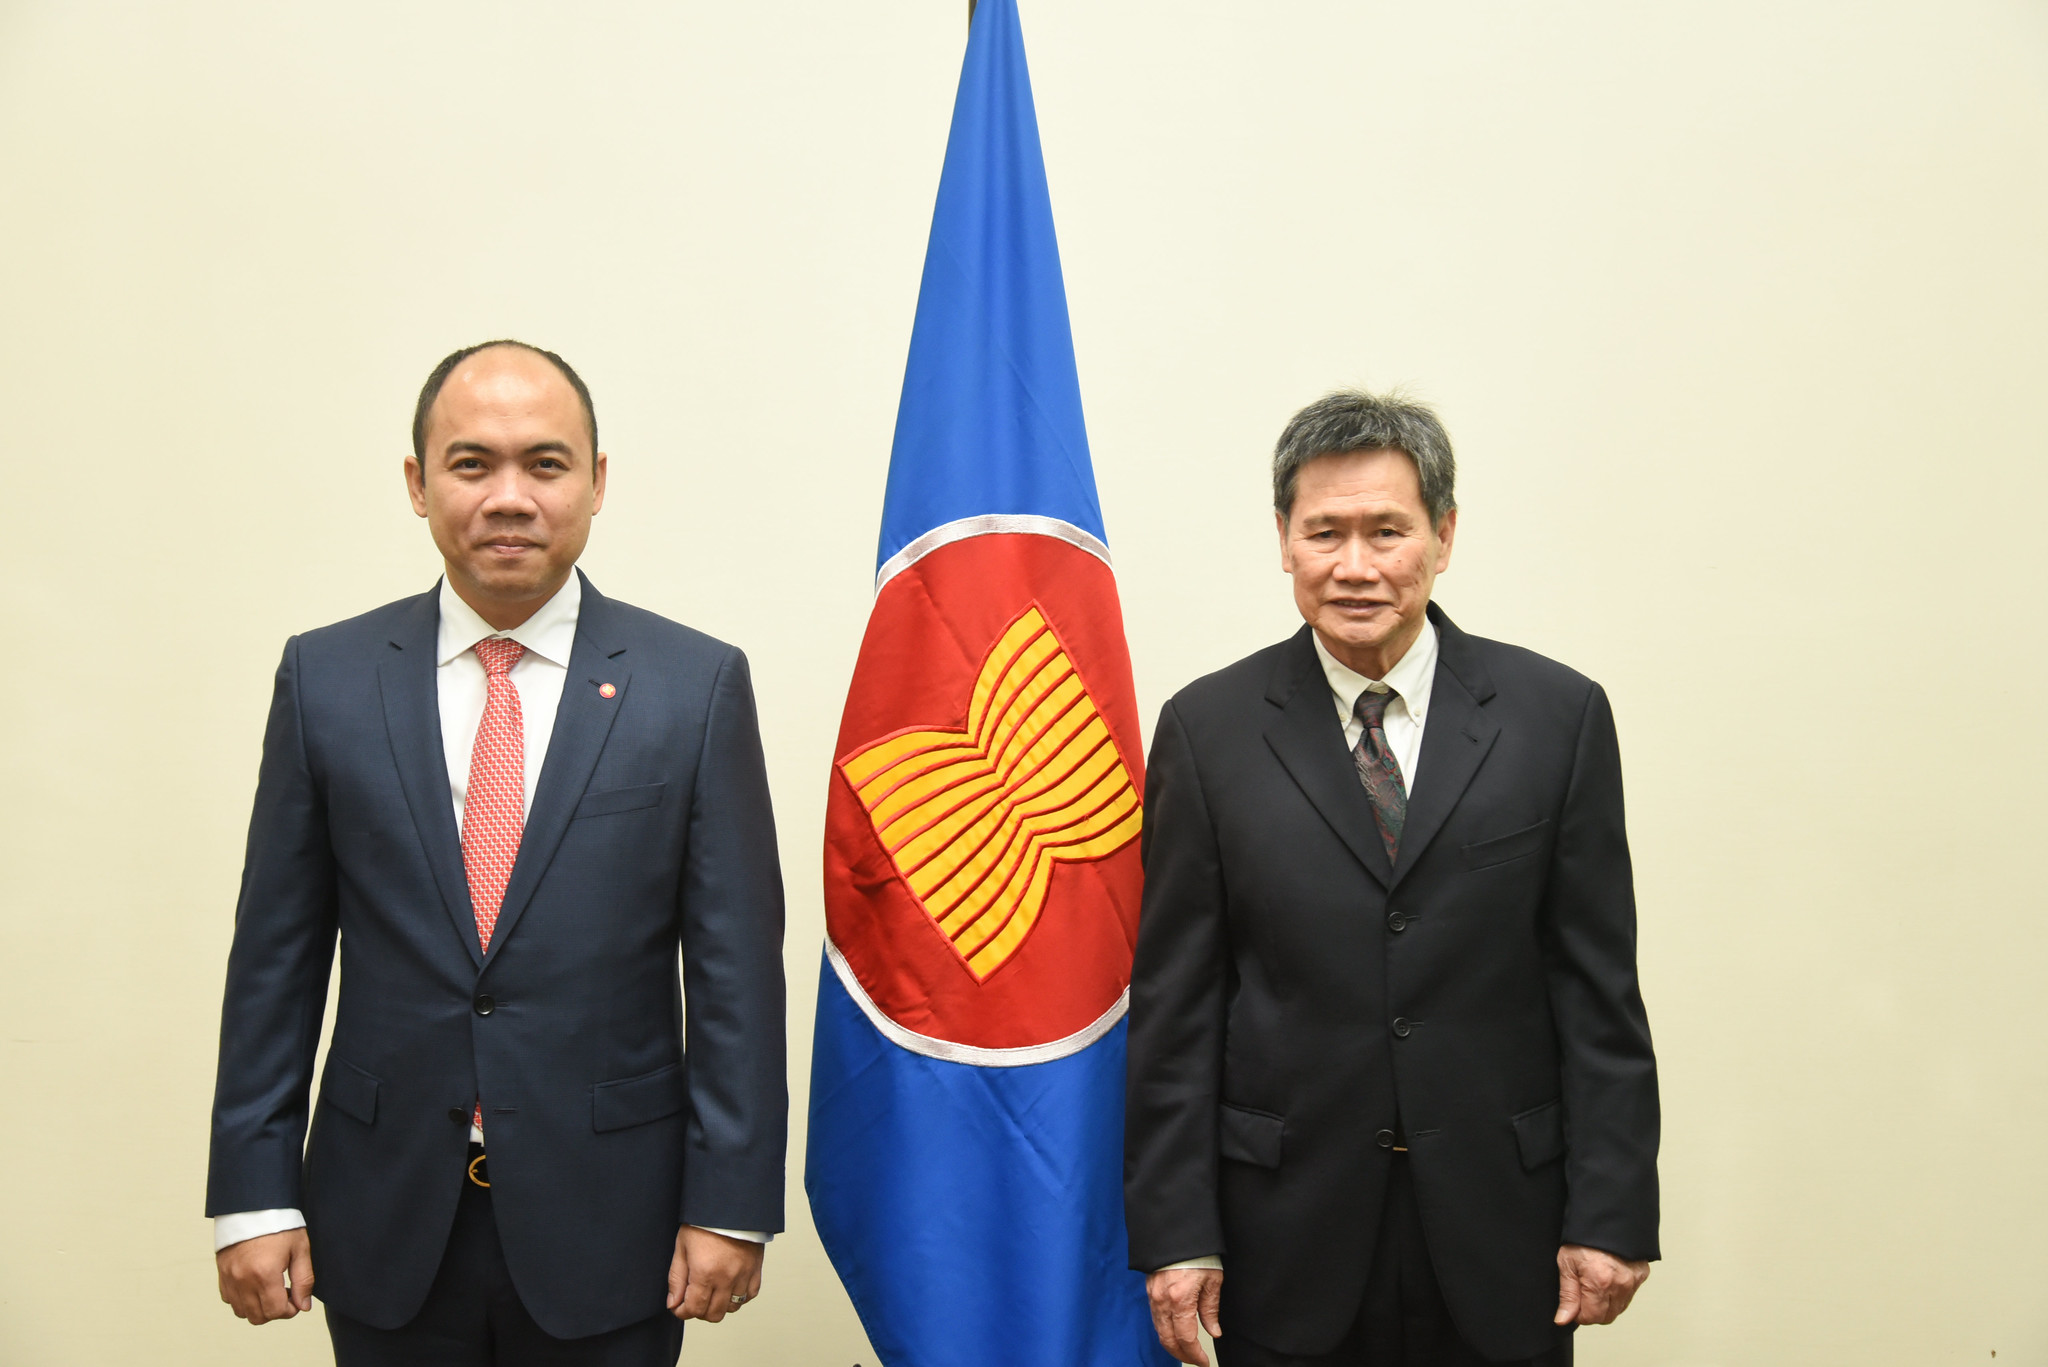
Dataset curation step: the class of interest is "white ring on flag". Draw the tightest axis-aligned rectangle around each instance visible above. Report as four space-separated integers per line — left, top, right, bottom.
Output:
825 939 1128 1067
875 514 1112 596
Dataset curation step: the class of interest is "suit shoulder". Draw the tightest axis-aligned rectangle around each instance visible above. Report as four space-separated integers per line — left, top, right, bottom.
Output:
1161 637 1297 724
591 595 744 667
287 592 434 657
1458 628 1601 702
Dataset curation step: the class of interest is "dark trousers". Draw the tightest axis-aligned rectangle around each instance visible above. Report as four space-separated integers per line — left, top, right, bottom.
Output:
326 1147 684 1367
1219 1157 1571 1367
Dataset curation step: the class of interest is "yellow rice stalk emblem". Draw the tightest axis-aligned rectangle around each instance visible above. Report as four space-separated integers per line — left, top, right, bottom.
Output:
838 606 1142 980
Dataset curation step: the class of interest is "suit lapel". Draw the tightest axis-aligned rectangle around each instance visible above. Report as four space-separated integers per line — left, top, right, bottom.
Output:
1389 604 1500 891
1263 628 1394 889
378 586 483 969
483 574 631 968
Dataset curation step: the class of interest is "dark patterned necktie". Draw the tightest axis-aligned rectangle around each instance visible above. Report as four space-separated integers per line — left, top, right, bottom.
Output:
1352 687 1408 863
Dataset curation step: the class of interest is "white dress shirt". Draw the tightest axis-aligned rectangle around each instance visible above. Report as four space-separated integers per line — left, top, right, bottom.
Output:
216 576 767 1251
436 571 581 833
1152 618 1439 1275
1313 617 1438 793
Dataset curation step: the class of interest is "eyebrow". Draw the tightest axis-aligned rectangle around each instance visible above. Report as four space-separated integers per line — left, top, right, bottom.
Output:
442 440 580 460
1300 508 1411 529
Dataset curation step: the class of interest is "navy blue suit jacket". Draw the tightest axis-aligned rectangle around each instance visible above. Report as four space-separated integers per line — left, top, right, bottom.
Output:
206 574 787 1339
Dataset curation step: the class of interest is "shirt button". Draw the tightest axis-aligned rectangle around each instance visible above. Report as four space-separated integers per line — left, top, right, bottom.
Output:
474 994 495 1016
1392 1017 1413 1038
1375 1129 1396 1149
1387 912 1408 932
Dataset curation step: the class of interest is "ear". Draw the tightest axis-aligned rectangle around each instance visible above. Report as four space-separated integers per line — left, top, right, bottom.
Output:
405 455 429 518
1433 509 1458 574
1276 510 1294 573
591 451 608 514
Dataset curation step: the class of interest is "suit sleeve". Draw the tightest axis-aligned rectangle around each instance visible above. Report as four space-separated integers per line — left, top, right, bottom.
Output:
1542 682 1660 1261
1124 699 1232 1271
675 647 788 1232
206 636 340 1216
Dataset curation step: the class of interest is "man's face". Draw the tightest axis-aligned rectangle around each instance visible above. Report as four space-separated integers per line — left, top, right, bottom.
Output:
406 347 606 620
1278 447 1456 673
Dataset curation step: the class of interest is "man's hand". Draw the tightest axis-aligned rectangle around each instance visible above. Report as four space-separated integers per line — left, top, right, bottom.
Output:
1146 1267 1223 1366
667 1226 764 1323
217 1228 314 1324
1554 1244 1650 1325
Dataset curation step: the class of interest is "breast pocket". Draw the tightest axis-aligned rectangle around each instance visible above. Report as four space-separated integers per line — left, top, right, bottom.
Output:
573 782 667 820
1461 818 1551 872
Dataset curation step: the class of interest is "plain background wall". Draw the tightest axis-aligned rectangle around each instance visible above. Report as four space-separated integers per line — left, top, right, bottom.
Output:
2 1 2045 1362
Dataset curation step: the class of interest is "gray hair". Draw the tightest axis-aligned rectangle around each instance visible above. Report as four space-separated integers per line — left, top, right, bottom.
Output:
1271 389 1456 527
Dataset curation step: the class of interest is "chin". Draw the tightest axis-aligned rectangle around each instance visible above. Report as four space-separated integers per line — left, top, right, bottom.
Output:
470 566 546 596
1321 619 1391 649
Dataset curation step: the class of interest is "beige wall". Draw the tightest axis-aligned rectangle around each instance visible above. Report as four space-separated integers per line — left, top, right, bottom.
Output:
3 2 2045 1362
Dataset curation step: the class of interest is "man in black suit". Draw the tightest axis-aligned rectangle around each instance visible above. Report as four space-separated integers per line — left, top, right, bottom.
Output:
207 341 786 1364
1126 391 1658 1366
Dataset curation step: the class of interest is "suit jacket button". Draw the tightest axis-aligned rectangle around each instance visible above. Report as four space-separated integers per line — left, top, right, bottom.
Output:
1387 912 1408 932
447 1107 467 1126
1375 1129 1396 1149
1392 1017 1412 1037
474 993 495 1016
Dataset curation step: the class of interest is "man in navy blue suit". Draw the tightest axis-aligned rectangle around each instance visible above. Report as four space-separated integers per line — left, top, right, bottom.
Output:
207 340 787 1365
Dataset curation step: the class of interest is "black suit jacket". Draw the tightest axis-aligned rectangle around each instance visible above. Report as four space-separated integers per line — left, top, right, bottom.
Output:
206 574 787 1339
1124 605 1658 1360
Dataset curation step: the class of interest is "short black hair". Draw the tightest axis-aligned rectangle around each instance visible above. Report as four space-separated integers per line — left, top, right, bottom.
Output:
411 340 598 463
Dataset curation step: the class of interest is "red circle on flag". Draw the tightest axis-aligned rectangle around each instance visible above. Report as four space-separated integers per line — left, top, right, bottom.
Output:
824 533 1146 1052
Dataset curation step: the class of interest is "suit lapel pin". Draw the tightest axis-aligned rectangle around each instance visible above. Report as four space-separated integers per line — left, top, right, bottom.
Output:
597 683 617 699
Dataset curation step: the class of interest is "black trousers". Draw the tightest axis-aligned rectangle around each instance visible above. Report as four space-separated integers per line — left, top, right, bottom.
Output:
1219 1157 1571 1367
326 1147 685 1367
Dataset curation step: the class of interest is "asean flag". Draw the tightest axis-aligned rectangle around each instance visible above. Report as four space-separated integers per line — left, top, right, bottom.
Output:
806 4 1168 1365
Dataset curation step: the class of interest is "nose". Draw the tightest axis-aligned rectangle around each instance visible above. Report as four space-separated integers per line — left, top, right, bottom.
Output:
478 467 537 517
1332 534 1379 583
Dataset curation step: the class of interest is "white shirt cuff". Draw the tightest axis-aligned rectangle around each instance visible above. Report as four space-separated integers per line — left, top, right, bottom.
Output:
1154 1254 1223 1272
217 1214 770 1252
214 1209 307 1253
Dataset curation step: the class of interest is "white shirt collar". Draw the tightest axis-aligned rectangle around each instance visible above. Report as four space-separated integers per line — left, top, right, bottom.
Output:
1311 614 1439 723
435 572 583 668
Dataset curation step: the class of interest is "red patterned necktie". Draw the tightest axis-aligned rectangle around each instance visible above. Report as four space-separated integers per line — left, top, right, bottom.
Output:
464 637 527 951
463 637 525 1135
1352 687 1408 863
